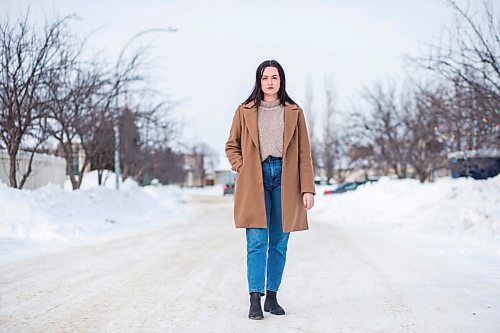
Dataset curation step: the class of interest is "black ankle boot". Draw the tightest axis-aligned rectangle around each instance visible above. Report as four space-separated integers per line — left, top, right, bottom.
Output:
263 290 285 315
248 292 264 320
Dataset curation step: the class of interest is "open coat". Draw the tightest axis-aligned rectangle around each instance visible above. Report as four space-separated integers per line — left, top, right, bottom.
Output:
225 100 316 232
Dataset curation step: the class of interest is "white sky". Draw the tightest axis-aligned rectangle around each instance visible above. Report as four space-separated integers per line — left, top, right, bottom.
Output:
1 0 487 169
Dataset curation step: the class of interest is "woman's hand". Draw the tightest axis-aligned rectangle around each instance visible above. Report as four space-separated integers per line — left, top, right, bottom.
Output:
303 192 314 210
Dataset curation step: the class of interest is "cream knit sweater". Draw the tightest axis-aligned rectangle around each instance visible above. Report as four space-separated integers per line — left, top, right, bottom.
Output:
257 99 284 161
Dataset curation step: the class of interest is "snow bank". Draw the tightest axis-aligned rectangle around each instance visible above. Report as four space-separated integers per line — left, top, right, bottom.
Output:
63 169 138 190
311 175 500 254
0 171 194 264
1 171 498 263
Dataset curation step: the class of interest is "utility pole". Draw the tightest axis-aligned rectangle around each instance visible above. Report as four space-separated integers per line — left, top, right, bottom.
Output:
114 27 178 190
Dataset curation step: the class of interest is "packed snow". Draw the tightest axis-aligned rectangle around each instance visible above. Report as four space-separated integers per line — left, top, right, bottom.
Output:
0 173 499 332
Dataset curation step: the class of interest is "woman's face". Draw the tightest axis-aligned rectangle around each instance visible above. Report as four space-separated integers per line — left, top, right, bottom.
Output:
261 66 280 98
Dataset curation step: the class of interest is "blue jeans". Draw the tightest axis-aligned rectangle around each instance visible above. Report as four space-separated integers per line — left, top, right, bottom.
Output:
246 156 290 295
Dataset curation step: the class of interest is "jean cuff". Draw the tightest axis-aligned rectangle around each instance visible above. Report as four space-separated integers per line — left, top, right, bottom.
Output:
249 290 265 296
266 288 278 293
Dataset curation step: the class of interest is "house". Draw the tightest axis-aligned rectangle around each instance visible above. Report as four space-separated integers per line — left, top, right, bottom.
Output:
0 149 66 189
54 142 91 179
182 153 205 187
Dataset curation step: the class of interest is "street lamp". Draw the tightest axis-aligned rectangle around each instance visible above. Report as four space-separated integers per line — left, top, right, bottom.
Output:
113 27 178 190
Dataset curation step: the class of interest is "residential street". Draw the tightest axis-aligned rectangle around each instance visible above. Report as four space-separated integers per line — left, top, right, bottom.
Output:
1 193 499 333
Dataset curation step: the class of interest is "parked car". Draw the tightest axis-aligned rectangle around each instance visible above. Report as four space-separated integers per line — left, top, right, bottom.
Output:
324 178 379 195
223 183 235 195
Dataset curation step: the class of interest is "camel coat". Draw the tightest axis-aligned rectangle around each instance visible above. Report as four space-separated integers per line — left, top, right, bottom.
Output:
225 100 316 232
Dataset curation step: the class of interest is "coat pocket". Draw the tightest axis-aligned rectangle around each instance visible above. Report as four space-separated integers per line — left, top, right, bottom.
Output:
237 162 244 173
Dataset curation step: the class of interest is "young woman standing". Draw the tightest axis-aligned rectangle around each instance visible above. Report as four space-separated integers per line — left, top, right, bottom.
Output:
225 59 315 320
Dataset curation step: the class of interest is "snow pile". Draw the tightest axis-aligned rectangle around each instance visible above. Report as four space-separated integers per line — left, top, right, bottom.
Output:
311 175 500 253
0 171 195 263
63 169 139 190
1 171 498 263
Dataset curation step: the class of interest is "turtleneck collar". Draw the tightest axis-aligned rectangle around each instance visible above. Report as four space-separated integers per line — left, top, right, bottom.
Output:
259 99 281 108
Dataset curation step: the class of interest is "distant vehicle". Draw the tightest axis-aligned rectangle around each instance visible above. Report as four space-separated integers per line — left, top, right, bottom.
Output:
223 183 235 195
448 149 500 180
324 178 378 195
221 170 238 196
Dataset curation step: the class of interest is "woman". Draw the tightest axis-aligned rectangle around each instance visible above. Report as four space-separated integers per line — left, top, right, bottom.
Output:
225 59 315 320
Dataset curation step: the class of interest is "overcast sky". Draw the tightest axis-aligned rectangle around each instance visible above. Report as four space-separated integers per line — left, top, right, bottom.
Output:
2 0 486 169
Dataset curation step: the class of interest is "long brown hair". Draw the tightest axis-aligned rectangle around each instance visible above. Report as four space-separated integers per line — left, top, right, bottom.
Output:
243 59 297 107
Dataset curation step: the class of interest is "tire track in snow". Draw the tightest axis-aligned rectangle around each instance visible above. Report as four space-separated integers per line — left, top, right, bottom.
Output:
1 193 499 332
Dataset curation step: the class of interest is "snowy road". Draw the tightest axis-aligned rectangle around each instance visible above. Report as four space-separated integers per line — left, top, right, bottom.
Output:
1 193 499 333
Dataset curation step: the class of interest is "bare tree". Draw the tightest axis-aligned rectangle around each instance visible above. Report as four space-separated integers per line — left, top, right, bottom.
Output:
79 45 148 188
321 79 340 182
351 82 412 178
0 9 184 190
133 100 183 184
427 1 499 97
349 78 452 182
47 58 105 189
344 1 498 182
147 147 185 185
304 80 320 175
347 144 375 180
47 48 146 190
413 0 500 152
0 13 73 188
402 84 448 182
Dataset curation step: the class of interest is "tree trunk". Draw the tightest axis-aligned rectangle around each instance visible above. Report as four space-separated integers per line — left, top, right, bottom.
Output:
8 151 18 188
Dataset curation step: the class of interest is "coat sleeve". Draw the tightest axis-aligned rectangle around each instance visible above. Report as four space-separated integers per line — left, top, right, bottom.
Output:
297 108 316 195
225 105 244 173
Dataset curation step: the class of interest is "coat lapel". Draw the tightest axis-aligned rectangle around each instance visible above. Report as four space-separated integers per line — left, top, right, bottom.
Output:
242 100 299 154
283 102 299 152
